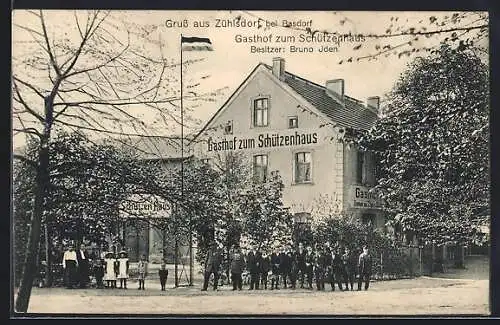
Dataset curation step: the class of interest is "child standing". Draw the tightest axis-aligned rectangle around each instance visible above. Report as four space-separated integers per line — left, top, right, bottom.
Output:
117 251 129 289
103 252 117 288
93 259 105 289
158 263 168 291
137 254 148 290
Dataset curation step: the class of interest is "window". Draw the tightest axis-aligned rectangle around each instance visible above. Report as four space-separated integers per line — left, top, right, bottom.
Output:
295 152 312 183
356 150 365 184
288 116 298 129
253 98 269 127
224 120 233 135
253 154 268 182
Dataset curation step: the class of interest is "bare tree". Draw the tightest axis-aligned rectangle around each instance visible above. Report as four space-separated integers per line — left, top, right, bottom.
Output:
11 10 223 312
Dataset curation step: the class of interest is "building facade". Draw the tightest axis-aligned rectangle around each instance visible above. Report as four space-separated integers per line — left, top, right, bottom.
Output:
192 57 385 229
116 137 191 265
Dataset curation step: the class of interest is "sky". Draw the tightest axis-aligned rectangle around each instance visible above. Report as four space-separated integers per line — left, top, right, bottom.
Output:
11 10 488 150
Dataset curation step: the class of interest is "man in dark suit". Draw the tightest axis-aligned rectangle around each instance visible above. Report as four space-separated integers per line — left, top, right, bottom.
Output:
259 252 270 290
158 263 169 291
231 246 246 291
288 250 298 289
76 243 89 288
315 245 329 291
331 245 345 291
358 246 372 291
247 248 260 290
279 249 290 289
305 246 314 289
202 243 222 291
343 247 357 291
296 243 307 288
270 250 280 290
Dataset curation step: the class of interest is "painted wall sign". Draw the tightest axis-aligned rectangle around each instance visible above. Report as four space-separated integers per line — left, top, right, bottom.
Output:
206 130 320 152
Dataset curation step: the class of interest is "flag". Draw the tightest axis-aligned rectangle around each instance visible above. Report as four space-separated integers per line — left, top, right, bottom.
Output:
181 36 213 51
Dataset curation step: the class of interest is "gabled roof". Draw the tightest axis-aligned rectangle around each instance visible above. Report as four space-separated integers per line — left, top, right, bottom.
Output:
191 61 378 144
262 64 378 131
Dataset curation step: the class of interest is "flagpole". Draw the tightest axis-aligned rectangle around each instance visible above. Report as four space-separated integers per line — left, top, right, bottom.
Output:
181 36 194 287
181 35 194 287
174 34 182 288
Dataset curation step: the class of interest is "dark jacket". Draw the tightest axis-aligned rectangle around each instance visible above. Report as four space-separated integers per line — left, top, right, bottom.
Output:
270 253 280 274
343 251 357 273
358 252 372 275
315 251 328 270
296 250 306 270
332 251 343 272
205 248 222 273
93 264 104 278
289 253 298 275
305 252 314 271
324 248 332 267
260 255 270 274
279 252 290 273
158 269 169 280
231 252 246 274
247 251 260 274
114 260 120 275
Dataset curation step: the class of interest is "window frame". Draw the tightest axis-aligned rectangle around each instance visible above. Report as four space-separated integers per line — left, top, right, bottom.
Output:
288 116 298 129
293 151 313 184
253 154 268 183
224 120 233 135
252 97 270 127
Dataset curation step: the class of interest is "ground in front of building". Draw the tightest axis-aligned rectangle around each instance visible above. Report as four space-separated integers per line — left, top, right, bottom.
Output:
21 276 489 315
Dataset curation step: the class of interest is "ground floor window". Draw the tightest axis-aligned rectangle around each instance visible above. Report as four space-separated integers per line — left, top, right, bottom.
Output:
294 152 312 183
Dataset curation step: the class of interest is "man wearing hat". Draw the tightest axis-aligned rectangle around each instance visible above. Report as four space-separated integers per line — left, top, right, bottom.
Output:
358 246 373 291
202 242 222 291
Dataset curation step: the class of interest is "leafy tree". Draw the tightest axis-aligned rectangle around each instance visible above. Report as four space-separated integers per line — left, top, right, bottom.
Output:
358 44 489 248
241 171 293 254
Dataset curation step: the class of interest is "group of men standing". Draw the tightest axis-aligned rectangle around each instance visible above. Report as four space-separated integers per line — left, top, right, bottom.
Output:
62 243 90 289
202 242 373 292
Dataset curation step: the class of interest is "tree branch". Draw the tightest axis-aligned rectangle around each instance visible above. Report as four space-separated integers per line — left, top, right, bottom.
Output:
39 10 61 76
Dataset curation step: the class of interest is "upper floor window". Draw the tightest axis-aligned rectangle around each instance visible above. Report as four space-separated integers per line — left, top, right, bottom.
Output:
253 98 269 127
253 154 268 183
288 116 298 129
224 120 233 135
295 152 312 183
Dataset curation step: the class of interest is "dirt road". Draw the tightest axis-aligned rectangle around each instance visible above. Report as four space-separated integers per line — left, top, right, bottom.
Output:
21 277 489 315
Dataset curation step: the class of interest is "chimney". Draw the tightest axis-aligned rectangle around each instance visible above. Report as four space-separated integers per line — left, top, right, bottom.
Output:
272 57 285 80
325 79 344 100
367 96 380 111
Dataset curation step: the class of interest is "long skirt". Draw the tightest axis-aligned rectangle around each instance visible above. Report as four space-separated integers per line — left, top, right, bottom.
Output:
65 260 78 288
